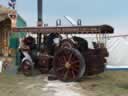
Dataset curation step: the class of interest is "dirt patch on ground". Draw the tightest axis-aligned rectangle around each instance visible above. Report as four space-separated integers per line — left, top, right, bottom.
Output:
47 80 95 96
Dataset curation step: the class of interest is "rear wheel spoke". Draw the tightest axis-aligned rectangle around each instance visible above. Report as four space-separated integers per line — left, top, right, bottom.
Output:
71 60 80 65
64 70 69 80
71 70 76 79
68 53 73 62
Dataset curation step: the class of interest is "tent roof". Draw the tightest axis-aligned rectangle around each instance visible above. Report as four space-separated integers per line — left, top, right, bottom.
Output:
0 5 26 25
0 5 15 22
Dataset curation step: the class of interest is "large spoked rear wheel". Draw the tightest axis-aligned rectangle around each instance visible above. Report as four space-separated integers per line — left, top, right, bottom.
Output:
21 60 33 76
52 48 85 82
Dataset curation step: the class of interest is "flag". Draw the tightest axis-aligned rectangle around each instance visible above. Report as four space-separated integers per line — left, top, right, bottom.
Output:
8 0 16 9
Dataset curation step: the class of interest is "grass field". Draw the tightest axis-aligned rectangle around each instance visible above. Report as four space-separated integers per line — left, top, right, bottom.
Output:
0 73 47 96
0 70 128 96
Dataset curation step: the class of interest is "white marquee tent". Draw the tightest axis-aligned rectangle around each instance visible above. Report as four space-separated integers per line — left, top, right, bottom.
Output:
106 37 128 69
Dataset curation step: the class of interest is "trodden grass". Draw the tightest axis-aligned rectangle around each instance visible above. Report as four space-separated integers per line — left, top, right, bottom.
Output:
80 70 128 96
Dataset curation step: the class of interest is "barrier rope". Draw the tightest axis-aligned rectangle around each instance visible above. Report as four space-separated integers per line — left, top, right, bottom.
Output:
82 34 128 39
108 34 128 38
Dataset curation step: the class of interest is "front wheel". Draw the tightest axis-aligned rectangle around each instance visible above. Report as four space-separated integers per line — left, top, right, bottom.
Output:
21 60 33 76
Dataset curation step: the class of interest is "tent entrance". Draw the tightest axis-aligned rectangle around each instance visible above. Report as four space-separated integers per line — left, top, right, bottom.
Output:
0 18 11 56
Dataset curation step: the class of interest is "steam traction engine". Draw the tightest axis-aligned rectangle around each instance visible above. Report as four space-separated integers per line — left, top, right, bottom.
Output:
9 0 114 82
11 25 114 82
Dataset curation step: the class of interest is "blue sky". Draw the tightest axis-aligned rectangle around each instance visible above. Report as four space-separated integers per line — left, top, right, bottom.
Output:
0 0 128 34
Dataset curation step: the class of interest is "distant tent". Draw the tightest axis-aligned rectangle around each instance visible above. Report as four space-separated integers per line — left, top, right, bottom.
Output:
0 5 26 56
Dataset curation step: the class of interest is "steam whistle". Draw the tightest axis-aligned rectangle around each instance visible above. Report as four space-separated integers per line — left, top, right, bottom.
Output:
8 11 17 28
